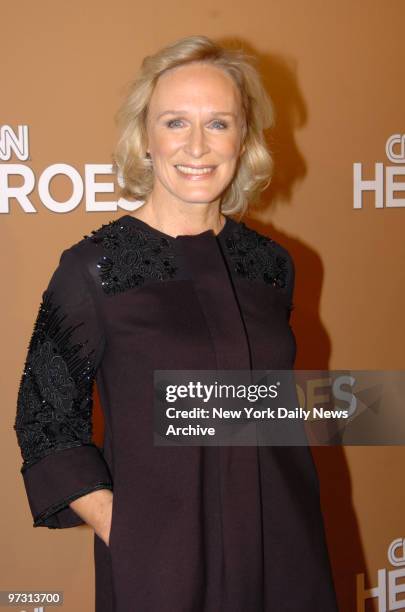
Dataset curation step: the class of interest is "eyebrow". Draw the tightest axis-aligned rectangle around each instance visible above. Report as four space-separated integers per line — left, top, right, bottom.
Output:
157 110 237 119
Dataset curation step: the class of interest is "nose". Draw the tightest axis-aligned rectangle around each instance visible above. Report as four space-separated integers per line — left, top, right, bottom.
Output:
183 124 210 158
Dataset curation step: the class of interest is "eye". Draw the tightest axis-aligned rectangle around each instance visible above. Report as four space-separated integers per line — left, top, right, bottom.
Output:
165 118 229 129
166 119 184 128
210 120 228 129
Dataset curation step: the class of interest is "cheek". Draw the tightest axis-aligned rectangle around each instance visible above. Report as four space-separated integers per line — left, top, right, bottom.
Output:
217 134 242 160
149 131 180 158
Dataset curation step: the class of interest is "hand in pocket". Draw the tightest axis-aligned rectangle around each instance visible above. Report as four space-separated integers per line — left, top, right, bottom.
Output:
93 492 114 548
69 488 113 547
105 496 114 548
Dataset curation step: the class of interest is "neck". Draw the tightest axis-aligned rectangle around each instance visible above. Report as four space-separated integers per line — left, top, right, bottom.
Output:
132 192 226 237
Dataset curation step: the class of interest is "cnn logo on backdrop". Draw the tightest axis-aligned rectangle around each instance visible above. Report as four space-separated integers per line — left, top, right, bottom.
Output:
354 134 405 209
357 537 405 611
0 124 133 213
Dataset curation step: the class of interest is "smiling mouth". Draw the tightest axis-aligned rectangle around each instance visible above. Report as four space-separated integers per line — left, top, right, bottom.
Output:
175 164 216 176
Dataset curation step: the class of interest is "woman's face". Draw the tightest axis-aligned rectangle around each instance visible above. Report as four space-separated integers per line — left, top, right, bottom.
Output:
145 62 245 208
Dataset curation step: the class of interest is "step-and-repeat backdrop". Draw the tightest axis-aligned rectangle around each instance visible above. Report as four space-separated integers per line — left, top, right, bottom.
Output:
2 1 405 611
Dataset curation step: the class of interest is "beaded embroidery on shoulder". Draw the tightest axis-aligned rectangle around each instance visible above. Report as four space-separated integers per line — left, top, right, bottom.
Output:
86 218 178 296
223 222 290 291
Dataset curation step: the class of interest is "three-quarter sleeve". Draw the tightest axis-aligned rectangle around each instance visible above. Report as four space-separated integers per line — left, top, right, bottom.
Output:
14 248 113 529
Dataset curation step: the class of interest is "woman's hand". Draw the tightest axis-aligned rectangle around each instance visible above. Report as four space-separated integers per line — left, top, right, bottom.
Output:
69 489 113 547
98 496 113 547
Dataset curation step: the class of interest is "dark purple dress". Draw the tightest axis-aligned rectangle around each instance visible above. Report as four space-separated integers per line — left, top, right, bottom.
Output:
14 214 338 611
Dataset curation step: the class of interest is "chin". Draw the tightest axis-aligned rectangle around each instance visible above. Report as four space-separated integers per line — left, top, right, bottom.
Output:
175 184 228 200
178 192 224 205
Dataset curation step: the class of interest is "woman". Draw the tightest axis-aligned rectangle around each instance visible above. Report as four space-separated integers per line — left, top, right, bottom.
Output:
14 35 338 611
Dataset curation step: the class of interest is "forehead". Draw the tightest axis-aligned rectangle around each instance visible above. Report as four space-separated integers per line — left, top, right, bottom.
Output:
149 62 241 113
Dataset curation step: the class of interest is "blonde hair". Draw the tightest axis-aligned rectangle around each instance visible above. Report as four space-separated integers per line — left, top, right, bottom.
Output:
113 35 275 218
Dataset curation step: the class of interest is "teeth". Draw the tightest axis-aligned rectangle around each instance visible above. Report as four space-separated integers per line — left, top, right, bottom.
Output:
176 165 215 175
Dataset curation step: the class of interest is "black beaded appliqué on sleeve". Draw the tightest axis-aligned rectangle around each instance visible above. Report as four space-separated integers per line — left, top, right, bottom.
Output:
88 219 178 296
14 291 97 469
